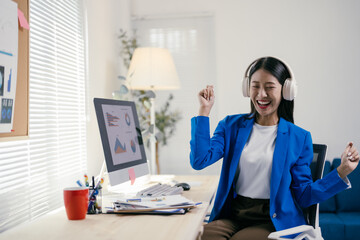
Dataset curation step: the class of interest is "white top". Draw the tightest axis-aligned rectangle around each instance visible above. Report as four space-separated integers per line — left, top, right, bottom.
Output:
235 123 278 199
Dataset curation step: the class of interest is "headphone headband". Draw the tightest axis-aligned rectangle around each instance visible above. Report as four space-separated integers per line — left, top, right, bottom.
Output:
243 56 294 81
242 56 297 101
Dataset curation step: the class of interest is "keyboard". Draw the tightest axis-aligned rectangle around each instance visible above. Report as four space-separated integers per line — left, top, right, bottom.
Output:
136 183 183 197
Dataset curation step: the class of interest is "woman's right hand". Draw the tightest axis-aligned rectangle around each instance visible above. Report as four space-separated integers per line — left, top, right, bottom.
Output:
198 85 215 116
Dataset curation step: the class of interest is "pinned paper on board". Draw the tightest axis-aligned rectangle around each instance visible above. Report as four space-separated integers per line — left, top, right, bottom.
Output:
128 168 136 185
1 99 13 124
0 0 18 133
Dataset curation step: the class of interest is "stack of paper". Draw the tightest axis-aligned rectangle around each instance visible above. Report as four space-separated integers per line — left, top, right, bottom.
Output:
107 195 199 214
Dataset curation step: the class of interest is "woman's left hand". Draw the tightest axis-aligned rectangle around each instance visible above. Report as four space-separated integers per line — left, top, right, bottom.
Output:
337 142 360 179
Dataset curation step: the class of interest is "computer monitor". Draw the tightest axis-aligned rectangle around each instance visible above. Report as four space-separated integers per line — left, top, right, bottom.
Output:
94 98 149 186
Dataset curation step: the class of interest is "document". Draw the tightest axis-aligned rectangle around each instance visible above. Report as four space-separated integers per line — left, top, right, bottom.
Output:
0 0 18 133
109 195 197 213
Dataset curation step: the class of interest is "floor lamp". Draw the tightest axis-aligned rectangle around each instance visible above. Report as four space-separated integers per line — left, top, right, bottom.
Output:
126 47 180 175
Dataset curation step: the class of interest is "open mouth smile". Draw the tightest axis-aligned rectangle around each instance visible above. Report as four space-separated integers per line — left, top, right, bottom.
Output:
257 100 271 109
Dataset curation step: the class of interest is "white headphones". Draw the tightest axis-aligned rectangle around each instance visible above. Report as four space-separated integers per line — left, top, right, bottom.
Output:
242 57 297 101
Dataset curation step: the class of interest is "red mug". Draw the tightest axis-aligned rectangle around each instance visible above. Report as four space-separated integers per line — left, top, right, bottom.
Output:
63 187 89 220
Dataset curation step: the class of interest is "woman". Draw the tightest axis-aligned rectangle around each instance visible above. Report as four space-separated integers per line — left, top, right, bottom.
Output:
189 57 359 240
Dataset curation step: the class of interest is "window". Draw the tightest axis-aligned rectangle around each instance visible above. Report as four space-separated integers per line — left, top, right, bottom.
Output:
0 0 87 232
132 15 220 175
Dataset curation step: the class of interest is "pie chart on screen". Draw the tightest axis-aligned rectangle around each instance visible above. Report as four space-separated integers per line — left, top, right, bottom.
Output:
125 113 131 126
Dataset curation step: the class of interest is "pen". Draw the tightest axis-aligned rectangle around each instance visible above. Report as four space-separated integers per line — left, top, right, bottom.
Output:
126 198 141 202
97 178 104 189
88 178 103 201
76 180 83 187
88 200 95 212
84 174 89 187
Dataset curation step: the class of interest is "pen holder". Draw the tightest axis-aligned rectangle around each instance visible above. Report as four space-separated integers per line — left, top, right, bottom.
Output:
87 187 102 214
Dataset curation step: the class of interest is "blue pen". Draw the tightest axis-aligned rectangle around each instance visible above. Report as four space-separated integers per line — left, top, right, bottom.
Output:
76 180 83 187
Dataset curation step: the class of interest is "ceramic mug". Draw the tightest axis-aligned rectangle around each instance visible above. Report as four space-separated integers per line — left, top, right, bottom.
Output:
63 187 89 220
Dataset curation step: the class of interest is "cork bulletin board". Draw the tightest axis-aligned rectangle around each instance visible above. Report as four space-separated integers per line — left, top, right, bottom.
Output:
0 0 29 140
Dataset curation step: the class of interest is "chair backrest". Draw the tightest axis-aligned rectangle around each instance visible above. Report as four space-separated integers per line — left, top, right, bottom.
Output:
304 144 327 228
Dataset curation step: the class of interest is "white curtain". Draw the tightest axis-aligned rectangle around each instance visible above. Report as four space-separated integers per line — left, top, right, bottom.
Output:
0 0 87 233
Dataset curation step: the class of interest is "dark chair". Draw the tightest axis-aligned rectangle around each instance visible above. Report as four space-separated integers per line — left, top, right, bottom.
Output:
268 144 327 240
305 144 328 228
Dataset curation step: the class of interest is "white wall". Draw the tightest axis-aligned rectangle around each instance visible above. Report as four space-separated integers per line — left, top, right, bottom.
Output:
84 0 132 177
85 0 360 176
131 0 360 169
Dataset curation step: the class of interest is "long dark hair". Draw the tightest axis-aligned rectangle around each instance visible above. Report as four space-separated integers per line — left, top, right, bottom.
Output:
248 57 294 123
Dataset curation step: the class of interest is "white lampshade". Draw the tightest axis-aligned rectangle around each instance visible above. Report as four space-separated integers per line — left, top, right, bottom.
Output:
126 47 180 90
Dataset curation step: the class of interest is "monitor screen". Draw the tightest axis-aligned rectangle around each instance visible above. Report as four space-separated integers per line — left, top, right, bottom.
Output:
94 98 149 186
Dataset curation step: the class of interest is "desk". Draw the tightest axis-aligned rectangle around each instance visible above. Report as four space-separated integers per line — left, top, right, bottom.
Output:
0 175 218 240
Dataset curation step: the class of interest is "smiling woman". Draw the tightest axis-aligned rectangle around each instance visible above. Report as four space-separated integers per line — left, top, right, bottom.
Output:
190 56 359 240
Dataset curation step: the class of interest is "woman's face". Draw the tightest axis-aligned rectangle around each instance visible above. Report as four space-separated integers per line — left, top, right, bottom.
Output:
250 69 282 125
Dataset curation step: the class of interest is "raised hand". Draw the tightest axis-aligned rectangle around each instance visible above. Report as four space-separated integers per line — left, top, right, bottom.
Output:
337 142 360 179
198 85 215 116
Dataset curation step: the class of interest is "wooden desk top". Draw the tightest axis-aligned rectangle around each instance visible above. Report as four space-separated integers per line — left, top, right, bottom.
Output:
0 175 219 240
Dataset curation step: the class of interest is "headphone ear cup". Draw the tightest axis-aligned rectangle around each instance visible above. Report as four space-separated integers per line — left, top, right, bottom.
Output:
242 76 250 97
282 79 297 101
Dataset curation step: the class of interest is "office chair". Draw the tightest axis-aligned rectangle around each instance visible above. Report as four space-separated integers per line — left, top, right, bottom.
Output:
268 144 327 240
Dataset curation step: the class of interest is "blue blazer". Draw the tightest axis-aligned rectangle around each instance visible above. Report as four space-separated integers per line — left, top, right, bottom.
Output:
190 114 348 231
